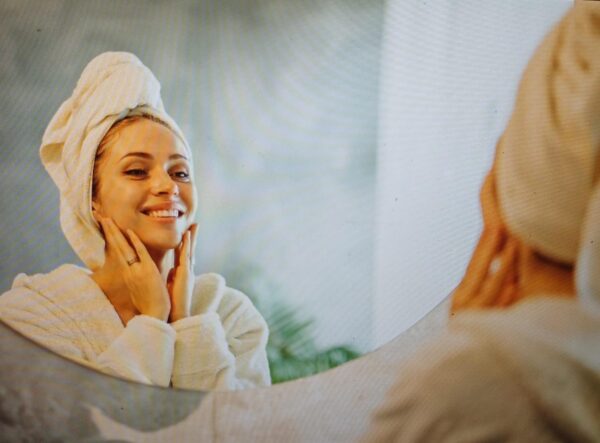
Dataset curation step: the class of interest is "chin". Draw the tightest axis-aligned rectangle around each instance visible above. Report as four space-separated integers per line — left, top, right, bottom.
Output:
140 232 183 252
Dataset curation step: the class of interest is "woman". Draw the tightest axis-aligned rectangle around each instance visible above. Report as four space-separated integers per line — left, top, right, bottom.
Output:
363 1 600 441
0 52 271 391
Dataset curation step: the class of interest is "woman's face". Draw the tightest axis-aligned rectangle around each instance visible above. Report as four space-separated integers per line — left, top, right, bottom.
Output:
92 118 197 253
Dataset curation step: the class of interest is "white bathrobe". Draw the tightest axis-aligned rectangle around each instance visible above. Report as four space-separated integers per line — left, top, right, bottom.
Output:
361 297 600 442
362 1 600 440
0 264 270 391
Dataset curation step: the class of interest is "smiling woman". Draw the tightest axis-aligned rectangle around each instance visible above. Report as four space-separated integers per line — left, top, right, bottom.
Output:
90 116 199 326
0 52 271 391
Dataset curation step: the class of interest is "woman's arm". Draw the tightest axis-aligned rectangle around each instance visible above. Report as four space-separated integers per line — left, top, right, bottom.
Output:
94 315 176 386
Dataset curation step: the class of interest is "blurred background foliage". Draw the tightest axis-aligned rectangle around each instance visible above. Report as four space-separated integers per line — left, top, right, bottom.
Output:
226 264 361 384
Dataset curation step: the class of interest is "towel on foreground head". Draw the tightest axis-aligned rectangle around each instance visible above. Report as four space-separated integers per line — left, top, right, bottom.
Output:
495 0 600 316
39 52 191 270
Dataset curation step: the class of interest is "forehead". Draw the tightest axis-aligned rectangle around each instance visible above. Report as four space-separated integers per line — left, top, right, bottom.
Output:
104 118 188 161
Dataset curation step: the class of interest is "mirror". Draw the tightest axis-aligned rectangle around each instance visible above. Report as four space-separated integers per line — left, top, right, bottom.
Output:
0 0 571 388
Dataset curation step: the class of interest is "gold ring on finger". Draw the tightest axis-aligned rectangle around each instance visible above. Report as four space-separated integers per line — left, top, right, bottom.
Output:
126 256 140 266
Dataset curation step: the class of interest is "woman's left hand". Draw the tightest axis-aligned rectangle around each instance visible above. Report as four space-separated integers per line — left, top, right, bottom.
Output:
167 224 198 322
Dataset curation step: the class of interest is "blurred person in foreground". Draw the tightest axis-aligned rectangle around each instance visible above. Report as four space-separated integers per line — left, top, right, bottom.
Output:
362 1 600 441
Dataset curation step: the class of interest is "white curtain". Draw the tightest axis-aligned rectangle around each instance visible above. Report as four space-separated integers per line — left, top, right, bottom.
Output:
373 0 571 348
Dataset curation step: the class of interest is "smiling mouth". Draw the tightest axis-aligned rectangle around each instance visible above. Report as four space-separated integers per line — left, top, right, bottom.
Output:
141 209 184 219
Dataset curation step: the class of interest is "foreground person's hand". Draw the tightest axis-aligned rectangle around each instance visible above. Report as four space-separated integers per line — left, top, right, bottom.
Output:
451 172 520 312
167 223 198 322
94 217 171 322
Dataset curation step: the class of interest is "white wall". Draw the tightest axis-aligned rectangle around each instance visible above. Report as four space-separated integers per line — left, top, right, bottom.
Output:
193 2 383 352
373 0 571 348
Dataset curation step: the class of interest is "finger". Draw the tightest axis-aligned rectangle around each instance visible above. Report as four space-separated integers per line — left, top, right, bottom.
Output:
92 209 102 228
97 217 109 247
453 227 505 308
166 268 176 293
97 218 118 265
473 238 519 308
466 228 505 286
494 253 519 307
173 241 181 268
496 282 518 307
105 219 137 266
453 172 505 310
190 224 198 266
174 232 185 269
126 229 153 264
100 218 126 264
167 267 176 284
179 230 191 268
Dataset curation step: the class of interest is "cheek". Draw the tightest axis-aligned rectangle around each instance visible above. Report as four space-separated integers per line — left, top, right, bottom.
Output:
97 182 144 218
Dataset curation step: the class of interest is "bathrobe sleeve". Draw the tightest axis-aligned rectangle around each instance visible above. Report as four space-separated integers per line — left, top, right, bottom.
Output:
93 315 175 387
0 268 176 387
170 274 270 391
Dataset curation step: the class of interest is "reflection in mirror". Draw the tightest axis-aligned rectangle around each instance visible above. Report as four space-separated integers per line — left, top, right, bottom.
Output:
0 49 273 391
0 0 571 389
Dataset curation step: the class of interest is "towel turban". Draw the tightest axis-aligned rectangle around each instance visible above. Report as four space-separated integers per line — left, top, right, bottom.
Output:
40 52 191 269
496 0 600 315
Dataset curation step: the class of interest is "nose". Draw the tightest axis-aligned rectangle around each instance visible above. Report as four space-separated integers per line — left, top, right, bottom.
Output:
151 170 179 196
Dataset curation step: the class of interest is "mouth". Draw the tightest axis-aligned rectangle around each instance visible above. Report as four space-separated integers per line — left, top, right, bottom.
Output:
141 209 185 220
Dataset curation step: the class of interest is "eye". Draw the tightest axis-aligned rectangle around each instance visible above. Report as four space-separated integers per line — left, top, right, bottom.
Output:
124 168 147 177
171 170 190 182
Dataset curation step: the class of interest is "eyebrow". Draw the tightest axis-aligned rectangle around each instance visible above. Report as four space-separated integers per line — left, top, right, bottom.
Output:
119 152 189 161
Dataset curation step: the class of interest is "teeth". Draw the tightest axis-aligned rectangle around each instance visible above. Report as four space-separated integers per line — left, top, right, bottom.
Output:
146 210 179 218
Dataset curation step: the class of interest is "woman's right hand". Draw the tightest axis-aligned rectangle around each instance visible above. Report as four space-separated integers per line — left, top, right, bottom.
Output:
95 217 171 322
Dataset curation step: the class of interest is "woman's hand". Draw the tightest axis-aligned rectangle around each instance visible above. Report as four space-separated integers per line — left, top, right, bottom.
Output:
167 224 198 322
94 217 171 322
